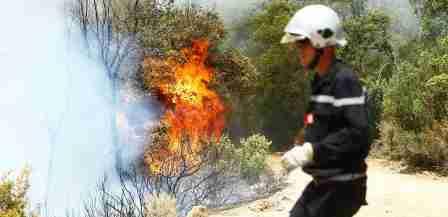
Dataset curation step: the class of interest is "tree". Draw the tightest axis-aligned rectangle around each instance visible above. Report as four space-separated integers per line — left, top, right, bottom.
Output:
229 0 306 150
421 0 448 38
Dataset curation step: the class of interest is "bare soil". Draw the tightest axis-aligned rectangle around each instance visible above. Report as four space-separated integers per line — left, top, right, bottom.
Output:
209 157 448 217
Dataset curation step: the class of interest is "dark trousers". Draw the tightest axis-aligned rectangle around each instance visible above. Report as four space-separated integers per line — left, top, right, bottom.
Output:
290 177 367 217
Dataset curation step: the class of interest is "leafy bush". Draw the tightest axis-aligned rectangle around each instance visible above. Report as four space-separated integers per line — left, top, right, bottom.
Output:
139 4 225 54
214 134 271 182
377 121 421 161
236 134 271 181
421 120 448 168
383 36 448 131
340 10 393 78
382 61 432 131
377 120 448 171
377 36 448 170
422 0 448 38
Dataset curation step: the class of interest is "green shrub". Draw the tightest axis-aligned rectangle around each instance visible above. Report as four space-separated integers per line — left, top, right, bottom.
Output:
377 35 448 171
236 134 271 181
378 120 448 171
214 134 271 181
382 61 432 131
377 121 422 161
340 10 394 78
383 36 448 131
421 120 448 168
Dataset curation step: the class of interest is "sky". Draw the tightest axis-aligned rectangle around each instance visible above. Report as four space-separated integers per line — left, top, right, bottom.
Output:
0 1 118 215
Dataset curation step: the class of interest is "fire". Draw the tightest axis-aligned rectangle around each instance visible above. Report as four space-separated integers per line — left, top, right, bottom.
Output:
144 39 226 175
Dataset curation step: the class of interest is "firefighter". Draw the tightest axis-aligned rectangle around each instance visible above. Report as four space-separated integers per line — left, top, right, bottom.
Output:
280 4 370 217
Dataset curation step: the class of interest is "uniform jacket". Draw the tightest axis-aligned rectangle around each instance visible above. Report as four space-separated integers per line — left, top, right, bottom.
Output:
303 59 370 179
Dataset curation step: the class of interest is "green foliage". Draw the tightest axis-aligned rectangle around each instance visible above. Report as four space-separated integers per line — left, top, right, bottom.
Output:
377 121 420 161
378 120 448 171
212 48 259 98
213 135 239 171
383 61 431 130
422 0 448 38
0 168 30 217
378 34 448 170
237 134 271 180
383 35 448 130
339 9 394 78
230 0 306 149
215 134 271 182
421 120 448 167
425 0 448 12
139 5 226 53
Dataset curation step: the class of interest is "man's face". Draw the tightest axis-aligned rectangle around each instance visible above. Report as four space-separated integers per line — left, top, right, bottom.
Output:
296 39 316 69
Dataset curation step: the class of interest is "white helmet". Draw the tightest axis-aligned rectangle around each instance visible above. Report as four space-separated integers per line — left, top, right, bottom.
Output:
281 5 347 48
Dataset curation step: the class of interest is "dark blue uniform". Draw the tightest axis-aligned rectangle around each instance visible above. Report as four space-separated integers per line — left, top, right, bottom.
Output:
290 59 370 217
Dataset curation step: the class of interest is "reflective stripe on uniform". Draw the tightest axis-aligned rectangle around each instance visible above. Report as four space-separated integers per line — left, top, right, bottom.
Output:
310 88 367 107
313 173 366 184
310 95 365 107
326 173 366 181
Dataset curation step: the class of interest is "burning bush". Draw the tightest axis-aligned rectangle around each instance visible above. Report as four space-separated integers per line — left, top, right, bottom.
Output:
142 39 226 176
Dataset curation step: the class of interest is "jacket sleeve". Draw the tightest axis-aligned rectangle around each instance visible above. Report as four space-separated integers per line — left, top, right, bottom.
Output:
311 74 369 165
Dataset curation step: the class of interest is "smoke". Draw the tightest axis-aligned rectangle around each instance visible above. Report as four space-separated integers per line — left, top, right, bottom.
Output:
184 0 260 24
0 1 156 216
367 0 421 38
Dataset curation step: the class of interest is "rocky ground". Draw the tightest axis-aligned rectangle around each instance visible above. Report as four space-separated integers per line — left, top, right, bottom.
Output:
209 157 448 217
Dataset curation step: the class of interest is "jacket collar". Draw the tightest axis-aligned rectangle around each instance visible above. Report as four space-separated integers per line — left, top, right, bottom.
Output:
311 59 339 93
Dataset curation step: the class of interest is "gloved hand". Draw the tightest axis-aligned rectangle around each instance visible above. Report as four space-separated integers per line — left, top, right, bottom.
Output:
281 142 314 172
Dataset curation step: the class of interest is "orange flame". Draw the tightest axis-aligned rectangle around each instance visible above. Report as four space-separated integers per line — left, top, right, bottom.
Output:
146 39 226 175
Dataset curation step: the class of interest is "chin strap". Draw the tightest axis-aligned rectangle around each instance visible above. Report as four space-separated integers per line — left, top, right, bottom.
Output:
307 48 324 70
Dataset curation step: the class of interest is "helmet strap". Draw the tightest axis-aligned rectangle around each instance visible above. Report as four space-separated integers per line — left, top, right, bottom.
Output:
308 48 324 70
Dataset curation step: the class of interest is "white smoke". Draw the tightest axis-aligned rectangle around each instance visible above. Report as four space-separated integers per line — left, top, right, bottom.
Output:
183 0 260 24
367 0 421 38
0 1 156 216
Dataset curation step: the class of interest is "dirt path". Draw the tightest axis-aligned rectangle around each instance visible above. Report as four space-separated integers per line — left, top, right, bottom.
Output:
210 159 448 217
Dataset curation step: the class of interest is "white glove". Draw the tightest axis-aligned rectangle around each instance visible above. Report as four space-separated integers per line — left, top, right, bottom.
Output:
281 142 314 171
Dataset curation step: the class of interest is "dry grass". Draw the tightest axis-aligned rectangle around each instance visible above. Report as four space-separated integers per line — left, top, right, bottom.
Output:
144 193 177 217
